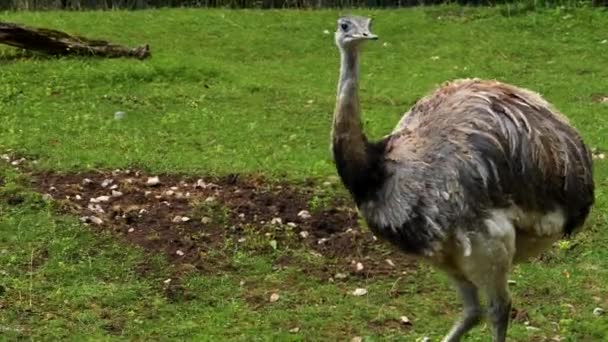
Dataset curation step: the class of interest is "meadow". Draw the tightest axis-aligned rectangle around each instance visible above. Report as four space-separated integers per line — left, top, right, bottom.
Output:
1 6 607 341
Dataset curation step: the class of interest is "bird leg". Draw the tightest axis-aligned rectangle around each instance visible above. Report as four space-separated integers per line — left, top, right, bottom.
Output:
442 277 482 342
487 287 511 342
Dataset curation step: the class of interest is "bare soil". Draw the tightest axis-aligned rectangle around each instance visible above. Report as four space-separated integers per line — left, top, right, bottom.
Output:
30 169 417 280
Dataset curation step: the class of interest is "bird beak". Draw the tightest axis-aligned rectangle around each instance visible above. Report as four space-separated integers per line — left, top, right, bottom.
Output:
355 33 378 40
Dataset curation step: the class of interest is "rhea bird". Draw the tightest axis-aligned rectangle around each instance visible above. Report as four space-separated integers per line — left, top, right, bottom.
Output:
330 16 594 342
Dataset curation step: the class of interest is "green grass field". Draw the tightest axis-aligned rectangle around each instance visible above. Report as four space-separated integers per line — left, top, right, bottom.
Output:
1 6 608 341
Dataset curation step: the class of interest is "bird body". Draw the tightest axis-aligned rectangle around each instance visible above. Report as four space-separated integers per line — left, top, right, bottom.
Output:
361 78 593 260
330 16 594 342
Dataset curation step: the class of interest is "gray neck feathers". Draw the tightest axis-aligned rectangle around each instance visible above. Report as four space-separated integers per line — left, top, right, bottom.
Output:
337 47 359 98
332 46 366 164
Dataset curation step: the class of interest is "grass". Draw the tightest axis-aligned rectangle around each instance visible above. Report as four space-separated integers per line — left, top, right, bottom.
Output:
1 5 608 341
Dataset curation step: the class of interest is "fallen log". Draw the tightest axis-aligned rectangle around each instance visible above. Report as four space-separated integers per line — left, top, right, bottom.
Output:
0 21 150 60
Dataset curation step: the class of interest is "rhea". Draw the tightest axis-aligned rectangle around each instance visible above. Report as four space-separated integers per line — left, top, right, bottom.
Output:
331 16 594 342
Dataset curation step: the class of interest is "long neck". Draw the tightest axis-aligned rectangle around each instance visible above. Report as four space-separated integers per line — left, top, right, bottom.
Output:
332 47 367 168
331 46 386 203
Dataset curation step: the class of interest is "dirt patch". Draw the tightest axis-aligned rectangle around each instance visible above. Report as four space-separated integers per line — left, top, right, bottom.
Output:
26 169 417 279
367 318 412 333
592 94 608 104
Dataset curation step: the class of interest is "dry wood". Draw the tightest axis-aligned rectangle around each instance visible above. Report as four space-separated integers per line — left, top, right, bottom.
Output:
0 21 150 59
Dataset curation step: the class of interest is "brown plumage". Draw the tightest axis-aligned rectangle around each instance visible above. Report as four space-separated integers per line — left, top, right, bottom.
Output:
389 78 593 236
330 16 594 342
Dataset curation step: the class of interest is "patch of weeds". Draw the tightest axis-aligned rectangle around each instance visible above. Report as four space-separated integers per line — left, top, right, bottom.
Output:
0 183 47 210
308 188 335 213
190 199 229 227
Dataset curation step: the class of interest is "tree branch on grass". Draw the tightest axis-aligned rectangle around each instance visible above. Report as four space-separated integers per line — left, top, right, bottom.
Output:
0 21 150 60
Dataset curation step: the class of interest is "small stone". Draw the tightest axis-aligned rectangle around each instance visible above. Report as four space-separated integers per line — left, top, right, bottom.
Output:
79 216 89 223
201 217 212 224
49 186 57 192
238 238 246 243
269 293 280 302
164 190 175 196
163 278 172 284
270 217 282 225
175 250 184 256
526 326 541 331
75 194 82 200
287 222 297 228
352 288 367 296
508 279 517 285
128 228 135 233
310 251 323 258
144 191 152 196
239 280 245 286
114 111 126 120
238 213 245 219
170 186 178 191
355 262 364 272
351 337 362 342
82 178 93 185
101 179 113 187
297 210 311 220
599 153 605 160
110 184 118 190
87 204 105 214
299 231 309 238
146 176 161 186
289 327 300 333
90 195 110 203
111 190 123 198
205 196 216 203
385 259 395 267
172 216 184 223
181 216 190 222
0 154 9 161
593 307 605 316
317 238 328 245
335 273 348 279
269 240 278 250
89 216 103 225
139 209 148 214
400 316 412 325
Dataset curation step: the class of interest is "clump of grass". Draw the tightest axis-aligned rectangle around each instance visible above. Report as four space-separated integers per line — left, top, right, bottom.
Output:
189 199 230 226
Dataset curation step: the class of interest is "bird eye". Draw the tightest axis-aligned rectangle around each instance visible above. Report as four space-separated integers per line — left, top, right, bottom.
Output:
340 23 349 31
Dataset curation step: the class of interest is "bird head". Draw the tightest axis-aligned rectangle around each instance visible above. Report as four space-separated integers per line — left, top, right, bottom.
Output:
335 16 378 50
